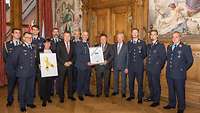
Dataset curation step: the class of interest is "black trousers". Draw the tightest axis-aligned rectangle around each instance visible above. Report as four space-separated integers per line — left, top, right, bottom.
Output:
40 77 52 102
58 67 73 99
72 66 78 94
96 67 111 96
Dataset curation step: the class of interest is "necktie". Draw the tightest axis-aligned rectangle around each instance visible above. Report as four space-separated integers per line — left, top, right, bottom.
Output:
15 41 19 46
172 44 176 51
66 42 70 53
117 43 122 54
133 40 137 44
28 45 32 49
102 44 105 51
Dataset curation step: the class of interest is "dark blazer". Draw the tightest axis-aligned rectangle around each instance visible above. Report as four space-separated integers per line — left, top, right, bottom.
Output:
74 41 90 70
32 36 45 51
13 43 36 78
146 41 166 74
3 40 22 76
56 40 74 74
95 43 114 69
113 42 128 70
166 42 193 79
50 37 62 53
127 39 147 73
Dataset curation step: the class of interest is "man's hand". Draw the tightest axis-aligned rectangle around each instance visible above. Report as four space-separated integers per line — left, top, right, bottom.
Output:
88 62 94 66
64 61 72 67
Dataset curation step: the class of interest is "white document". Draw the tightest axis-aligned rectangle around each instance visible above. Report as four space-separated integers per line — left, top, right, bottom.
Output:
89 47 104 64
40 53 58 78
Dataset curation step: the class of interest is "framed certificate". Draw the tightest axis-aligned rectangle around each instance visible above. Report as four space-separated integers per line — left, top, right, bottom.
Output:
40 53 58 78
89 47 104 64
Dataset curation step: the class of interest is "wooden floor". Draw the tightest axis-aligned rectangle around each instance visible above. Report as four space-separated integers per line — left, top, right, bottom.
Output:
0 86 199 113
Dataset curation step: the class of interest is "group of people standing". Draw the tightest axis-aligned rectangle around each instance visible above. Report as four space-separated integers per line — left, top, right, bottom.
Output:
2 26 193 113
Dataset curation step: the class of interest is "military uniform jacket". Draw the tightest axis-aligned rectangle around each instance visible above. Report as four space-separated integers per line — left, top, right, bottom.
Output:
3 40 22 75
13 43 36 78
51 37 62 53
127 39 147 72
75 41 91 70
146 41 166 74
166 42 193 79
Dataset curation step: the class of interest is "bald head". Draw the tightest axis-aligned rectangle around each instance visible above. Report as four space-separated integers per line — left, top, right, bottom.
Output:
82 31 89 42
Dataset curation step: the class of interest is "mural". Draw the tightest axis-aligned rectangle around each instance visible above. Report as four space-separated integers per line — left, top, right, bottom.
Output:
149 0 200 36
54 0 83 33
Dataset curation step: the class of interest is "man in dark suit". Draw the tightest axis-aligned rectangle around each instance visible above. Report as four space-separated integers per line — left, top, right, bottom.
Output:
50 28 62 96
95 34 114 97
12 32 36 112
3 28 22 106
145 30 166 107
127 28 147 103
56 31 76 102
75 31 93 101
112 32 128 98
163 32 193 113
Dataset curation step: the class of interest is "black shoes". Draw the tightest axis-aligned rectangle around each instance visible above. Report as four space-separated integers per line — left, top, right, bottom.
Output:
111 92 119 96
122 94 126 98
96 94 101 97
27 104 36 108
126 96 135 101
20 107 26 112
144 98 152 102
138 99 143 104
60 99 64 103
6 101 13 107
150 103 160 107
68 97 76 101
105 94 109 97
177 109 184 113
48 99 52 103
85 93 95 97
163 105 176 109
42 102 47 107
78 96 84 101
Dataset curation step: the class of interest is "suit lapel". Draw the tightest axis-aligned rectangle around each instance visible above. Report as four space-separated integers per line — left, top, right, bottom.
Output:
62 41 68 54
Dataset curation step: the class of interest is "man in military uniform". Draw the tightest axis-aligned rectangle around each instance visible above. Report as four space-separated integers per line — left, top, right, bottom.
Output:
71 30 81 96
127 28 147 103
13 32 36 112
31 25 45 97
145 30 166 107
51 28 62 53
3 28 22 106
31 25 45 51
163 32 193 113
75 31 93 101
50 28 62 96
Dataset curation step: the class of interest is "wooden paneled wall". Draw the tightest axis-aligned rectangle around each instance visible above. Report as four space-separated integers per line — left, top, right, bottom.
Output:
83 0 148 44
82 0 200 105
